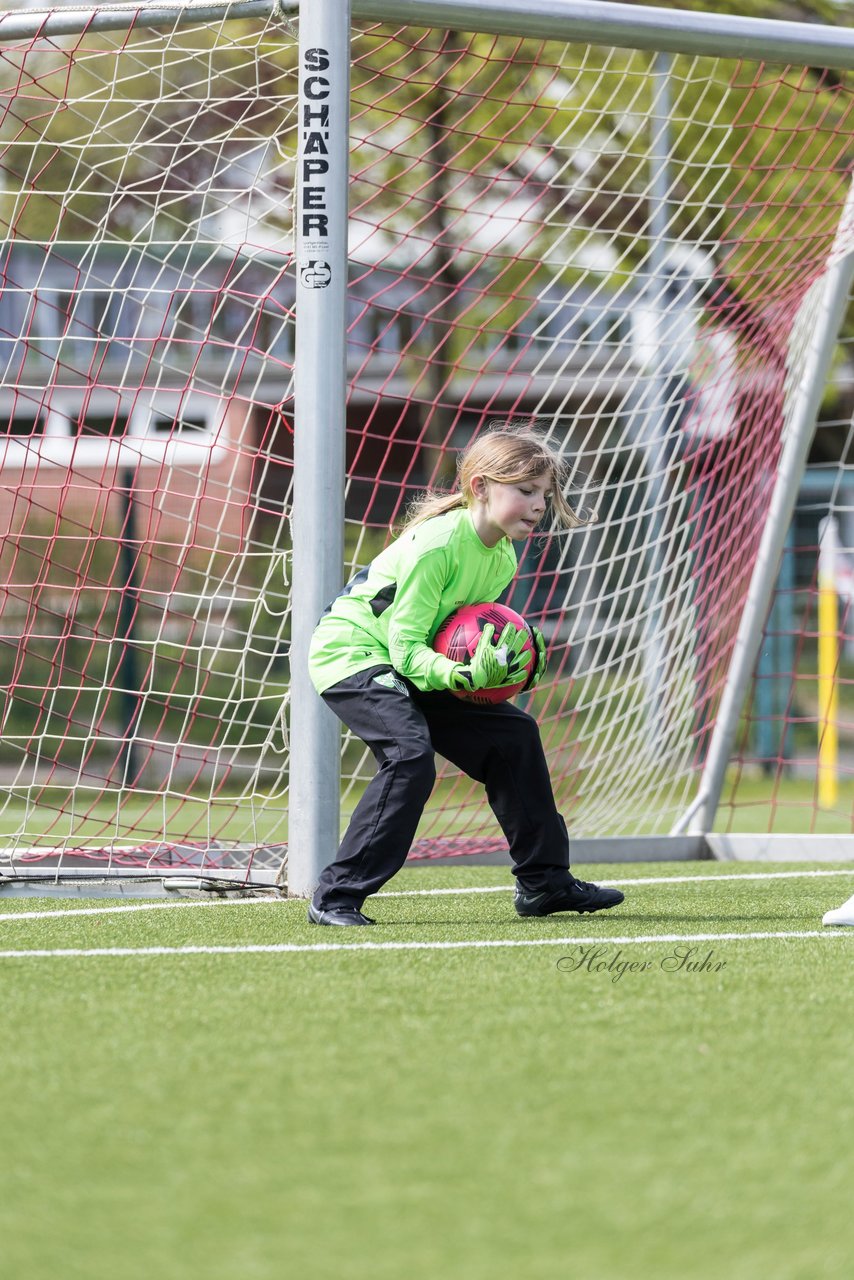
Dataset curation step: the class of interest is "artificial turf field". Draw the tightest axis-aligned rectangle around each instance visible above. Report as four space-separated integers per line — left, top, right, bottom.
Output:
1 860 853 1280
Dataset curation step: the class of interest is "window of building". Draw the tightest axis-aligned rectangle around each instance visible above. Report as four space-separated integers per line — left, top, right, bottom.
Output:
151 414 208 436
2 413 46 436
73 411 130 437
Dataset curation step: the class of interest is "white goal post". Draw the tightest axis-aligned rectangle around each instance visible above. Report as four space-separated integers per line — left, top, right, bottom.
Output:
0 0 853 898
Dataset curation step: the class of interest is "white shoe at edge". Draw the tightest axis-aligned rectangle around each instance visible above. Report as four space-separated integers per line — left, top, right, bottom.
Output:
822 892 854 926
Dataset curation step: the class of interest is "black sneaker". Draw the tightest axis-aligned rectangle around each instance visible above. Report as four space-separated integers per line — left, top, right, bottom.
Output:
307 901 375 926
514 876 624 917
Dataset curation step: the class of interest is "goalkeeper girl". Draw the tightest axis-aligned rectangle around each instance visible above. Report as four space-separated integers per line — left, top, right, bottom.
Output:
306 425 625 926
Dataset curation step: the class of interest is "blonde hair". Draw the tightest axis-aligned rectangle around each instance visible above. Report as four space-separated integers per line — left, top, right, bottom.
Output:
402 423 596 532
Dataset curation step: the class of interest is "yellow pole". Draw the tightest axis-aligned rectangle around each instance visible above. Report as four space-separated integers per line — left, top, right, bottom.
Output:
818 542 839 808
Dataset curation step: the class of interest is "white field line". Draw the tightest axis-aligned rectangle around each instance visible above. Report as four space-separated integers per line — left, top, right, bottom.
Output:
378 868 854 897
0 898 274 924
0 929 851 960
1 867 853 925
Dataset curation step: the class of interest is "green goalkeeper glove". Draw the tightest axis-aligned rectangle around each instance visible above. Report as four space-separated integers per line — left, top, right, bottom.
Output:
522 625 548 692
450 623 531 693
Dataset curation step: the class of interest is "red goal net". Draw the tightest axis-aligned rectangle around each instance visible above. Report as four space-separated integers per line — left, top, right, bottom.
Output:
0 6 852 886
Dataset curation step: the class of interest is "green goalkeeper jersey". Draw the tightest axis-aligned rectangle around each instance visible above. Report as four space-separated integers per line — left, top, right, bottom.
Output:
308 506 517 694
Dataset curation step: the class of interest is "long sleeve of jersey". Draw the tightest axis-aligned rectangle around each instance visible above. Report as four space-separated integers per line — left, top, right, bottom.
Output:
386 546 469 690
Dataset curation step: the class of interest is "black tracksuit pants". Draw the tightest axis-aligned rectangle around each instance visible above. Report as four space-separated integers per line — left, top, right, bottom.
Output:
313 665 571 909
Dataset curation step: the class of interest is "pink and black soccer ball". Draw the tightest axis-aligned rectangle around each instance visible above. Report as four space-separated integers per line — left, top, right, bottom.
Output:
432 602 536 704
